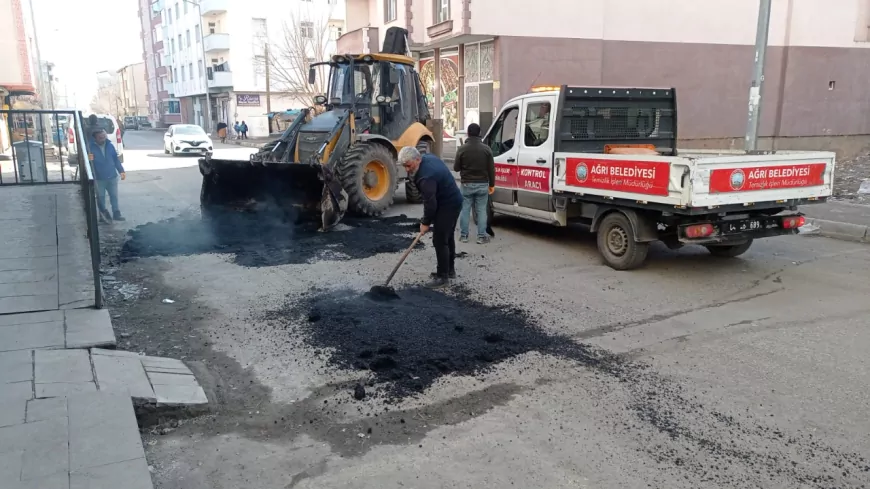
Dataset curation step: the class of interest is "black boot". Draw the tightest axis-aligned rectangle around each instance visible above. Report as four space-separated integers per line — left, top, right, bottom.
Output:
425 275 449 289
112 211 126 222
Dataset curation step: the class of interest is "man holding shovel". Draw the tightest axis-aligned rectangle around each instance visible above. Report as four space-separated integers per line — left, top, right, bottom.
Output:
398 146 463 289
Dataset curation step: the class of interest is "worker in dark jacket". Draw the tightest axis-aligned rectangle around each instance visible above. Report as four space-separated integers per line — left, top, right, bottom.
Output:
453 123 495 243
398 146 463 288
88 129 126 223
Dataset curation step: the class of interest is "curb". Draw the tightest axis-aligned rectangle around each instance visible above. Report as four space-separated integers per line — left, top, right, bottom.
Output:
804 218 870 243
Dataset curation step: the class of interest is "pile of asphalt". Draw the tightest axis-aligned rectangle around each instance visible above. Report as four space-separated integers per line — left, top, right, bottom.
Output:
120 213 422 267
270 286 868 487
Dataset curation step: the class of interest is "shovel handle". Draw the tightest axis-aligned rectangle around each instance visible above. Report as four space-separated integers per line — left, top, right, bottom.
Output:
384 232 424 287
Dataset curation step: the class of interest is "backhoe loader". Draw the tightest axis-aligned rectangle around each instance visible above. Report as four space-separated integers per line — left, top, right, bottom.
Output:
198 27 435 230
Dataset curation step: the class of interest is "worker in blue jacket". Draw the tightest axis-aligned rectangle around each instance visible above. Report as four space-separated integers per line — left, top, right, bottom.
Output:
88 129 126 223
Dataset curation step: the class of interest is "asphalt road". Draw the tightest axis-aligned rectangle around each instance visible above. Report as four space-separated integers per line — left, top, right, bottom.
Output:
109 130 869 489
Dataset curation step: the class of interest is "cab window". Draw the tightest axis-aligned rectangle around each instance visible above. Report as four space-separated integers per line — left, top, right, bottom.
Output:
523 102 551 147
486 106 519 157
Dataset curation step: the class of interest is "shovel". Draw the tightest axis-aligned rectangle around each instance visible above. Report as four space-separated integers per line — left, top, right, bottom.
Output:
367 231 424 301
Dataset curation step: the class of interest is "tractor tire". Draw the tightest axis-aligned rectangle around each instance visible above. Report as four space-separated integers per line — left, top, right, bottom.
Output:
705 239 753 258
339 142 397 217
405 179 422 203
416 139 432 154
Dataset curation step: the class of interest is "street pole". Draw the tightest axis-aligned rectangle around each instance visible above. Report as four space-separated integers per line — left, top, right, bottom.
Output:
186 0 212 133
265 43 271 132
745 0 773 151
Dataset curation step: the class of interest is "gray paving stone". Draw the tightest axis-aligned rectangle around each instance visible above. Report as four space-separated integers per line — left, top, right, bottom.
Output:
70 457 153 489
91 348 142 359
153 384 208 406
20 439 68 480
146 371 199 386
0 415 67 454
0 382 34 403
36 382 96 399
0 449 23 481
0 234 59 248
0 310 62 326
68 393 143 470
0 350 34 384
0 257 58 272
0 398 27 428
92 354 155 402
0 269 57 285
64 309 115 349
25 397 67 423
0 282 57 297
35 350 93 383
0 245 57 260
0 322 64 352
141 356 187 369
8 472 69 489
0 295 60 315
143 365 193 375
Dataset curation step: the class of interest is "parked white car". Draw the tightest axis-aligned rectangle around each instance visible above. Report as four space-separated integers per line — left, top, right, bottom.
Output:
164 124 213 157
68 113 124 163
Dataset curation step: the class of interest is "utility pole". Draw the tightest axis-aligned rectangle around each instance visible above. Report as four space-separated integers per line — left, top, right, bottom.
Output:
265 43 271 114
745 0 773 151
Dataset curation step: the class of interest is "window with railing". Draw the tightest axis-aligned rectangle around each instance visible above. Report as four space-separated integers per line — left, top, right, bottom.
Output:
434 0 449 23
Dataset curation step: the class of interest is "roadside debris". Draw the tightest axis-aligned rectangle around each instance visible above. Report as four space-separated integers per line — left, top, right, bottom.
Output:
162 298 175 304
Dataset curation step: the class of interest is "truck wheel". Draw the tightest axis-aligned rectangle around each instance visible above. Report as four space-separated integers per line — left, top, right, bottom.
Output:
597 212 650 270
705 240 753 258
340 142 397 216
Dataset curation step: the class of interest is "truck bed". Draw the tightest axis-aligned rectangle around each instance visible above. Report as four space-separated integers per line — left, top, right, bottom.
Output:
552 150 835 211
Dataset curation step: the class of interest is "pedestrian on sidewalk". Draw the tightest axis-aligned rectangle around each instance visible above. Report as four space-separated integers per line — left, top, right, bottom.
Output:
216 121 228 143
398 146 463 288
88 129 126 223
240 121 248 139
233 121 241 140
454 123 495 244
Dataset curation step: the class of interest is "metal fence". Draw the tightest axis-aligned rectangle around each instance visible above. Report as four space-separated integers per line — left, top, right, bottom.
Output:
0 109 103 308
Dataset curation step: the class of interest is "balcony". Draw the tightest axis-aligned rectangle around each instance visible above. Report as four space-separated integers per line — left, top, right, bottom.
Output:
203 33 230 52
208 70 233 89
156 66 168 76
158 90 170 99
200 0 228 16
154 40 164 52
151 11 161 27
162 54 172 67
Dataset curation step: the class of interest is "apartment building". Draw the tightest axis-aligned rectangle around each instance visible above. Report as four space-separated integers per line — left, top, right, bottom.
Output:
149 0 345 132
117 62 148 116
340 0 870 153
139 0 179 126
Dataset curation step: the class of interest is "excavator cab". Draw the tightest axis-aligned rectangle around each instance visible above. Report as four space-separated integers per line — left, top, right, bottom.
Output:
198 27 434 230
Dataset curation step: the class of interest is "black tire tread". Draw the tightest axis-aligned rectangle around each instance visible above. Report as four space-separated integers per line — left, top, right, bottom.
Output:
339 142 397 217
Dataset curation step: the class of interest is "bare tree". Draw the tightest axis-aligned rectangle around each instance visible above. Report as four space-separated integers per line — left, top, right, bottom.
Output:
90 82 123 117
254 5 339 107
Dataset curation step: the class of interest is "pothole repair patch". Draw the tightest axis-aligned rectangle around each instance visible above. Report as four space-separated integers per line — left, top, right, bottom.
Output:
120 213 422 267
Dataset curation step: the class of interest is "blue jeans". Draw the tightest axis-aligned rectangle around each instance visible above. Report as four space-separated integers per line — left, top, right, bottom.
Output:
459 182 489 238
96 176 120 215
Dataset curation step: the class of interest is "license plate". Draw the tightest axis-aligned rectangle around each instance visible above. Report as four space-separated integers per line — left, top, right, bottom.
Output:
722 218 774 234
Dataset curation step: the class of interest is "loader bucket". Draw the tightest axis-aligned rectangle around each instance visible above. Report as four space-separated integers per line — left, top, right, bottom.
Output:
199 158 347 230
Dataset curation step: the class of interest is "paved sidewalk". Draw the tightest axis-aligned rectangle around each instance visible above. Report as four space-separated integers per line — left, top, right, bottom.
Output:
801 201 870 242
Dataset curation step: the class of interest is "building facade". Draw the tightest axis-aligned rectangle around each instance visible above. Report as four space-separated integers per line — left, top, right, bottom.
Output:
139 0 180 127
340 0 870 153
117 62 148 116
146 0 345 133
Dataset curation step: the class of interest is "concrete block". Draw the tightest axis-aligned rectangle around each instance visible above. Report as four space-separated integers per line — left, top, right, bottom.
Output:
70 457 154 489
36 382 97 399
20 440 68 480
143 365 193 375
0 295 60 315
67 391 135 432
811 218 869 242
64 309 115 349
0 245 57 260
153 384 208 406
92 354 155 402
0 398 27 428
91 348 143 359
8 472 69 489
141 356 187 369
0 350 34 384
26 398 67 423
0 310 62 326
146 371 199 386
0 282 55 297
69 413 144 471
35 350 93 383
0 269 57 285
0 382 34 403
0 322 65 352
0 416 68 454
0 449 23 481
0 256 58 272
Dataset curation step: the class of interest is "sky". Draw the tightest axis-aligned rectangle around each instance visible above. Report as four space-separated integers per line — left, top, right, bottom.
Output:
33 0 143 109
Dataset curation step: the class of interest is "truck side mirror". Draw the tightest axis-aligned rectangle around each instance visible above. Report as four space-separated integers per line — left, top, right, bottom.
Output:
308 67 316 85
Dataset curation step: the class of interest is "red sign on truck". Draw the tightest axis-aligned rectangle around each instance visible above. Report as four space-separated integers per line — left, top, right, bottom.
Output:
565 158 671 196
708 163 826 193
494 164 551 193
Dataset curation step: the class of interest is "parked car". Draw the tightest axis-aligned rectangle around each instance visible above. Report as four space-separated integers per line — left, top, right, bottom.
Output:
164 124 213 156
123 116 139 130
137 116 152 128
68 113 125 164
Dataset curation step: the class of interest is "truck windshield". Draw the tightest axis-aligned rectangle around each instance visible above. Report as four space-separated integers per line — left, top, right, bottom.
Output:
329 62 380 106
